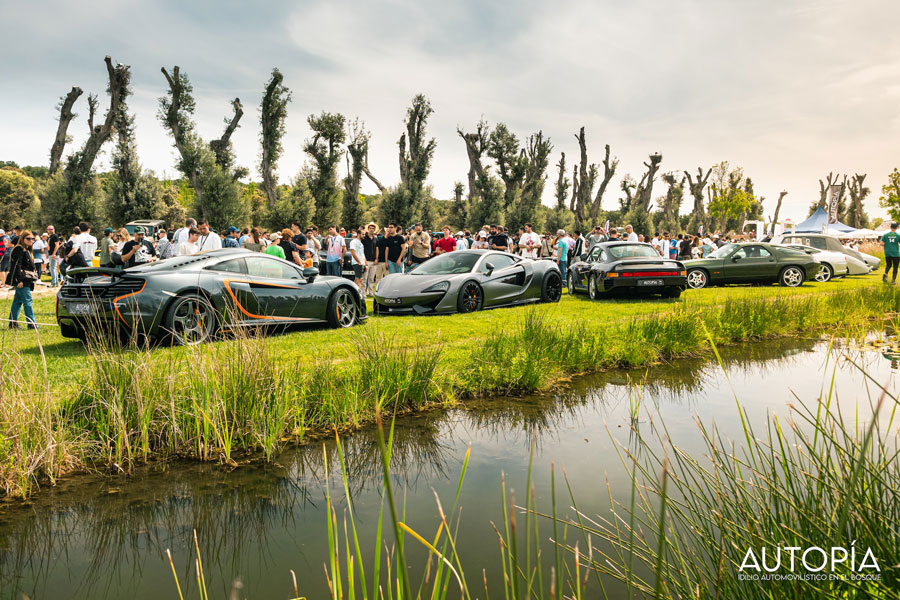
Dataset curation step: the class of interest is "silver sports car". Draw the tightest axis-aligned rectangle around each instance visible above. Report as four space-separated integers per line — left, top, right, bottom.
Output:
373 250 563 315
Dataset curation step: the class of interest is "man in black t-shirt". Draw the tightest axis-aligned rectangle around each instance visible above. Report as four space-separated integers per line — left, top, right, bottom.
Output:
490 227 509 252
46 225 61 286
290 221 308 253
121 226 157 268
383 223 407 274
362 222 378 295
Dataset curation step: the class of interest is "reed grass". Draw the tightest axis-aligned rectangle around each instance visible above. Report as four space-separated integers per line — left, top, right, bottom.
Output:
4 284 900 498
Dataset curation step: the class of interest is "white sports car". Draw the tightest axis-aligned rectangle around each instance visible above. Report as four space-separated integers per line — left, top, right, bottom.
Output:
776 244 858 282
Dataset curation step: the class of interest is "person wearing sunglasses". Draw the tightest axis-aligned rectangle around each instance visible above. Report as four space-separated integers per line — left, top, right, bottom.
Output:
6 231 38 329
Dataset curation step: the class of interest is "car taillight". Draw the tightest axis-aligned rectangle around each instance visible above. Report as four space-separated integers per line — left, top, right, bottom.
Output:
620 271 680 277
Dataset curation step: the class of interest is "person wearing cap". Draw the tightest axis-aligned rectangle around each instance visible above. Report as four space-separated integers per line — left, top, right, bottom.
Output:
223 226 241 248
121 226 157 268
175 228 201 256
264 233 286 259
881 222 900 284
472 230 489 250
98 227 115 267
156 228 174 259
455 231 469 250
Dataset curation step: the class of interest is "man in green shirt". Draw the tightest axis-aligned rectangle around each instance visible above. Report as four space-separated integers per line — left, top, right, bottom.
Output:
265 233 286 259
99 227 114 267
880 222 900 283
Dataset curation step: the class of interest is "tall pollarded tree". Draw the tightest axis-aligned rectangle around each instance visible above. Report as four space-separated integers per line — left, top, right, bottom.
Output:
546 152 575 232
304 111 346 227
487 123 527 212
343 118 370 229
513 131 553 231
658 172 684 234
259 68 292 209
43 57 130 231
636 152 663 212
846 173 870 228
684 166 712 231
160 65 248 228
770 190 787 235
395 94 437 225
571 127 615 228
49 86 83 175
457 120 489 203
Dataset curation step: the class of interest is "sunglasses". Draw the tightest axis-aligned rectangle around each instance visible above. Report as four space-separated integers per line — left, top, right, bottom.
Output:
24 237 35 241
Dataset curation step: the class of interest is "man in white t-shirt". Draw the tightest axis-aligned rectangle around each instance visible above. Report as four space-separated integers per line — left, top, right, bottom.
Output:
172 218 197 245
519 223 541 258
625 224 639 242
348 229 366 292
195 220 222 252
176 228 201 256
74 221 98 265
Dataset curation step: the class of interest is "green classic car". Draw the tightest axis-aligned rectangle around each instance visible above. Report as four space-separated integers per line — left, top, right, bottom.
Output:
683 242 820 289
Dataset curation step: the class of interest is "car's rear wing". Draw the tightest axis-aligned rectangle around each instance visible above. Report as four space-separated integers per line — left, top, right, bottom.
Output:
65 266 124 283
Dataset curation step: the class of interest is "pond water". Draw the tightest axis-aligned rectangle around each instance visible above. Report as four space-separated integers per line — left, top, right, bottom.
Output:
1 336 897 599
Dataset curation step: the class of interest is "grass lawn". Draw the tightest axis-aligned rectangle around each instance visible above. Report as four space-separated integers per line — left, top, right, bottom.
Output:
1 271 887 396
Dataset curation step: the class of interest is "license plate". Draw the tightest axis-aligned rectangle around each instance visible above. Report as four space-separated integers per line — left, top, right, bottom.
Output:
383 298 402 305
67 302 96 315
638 279 664 286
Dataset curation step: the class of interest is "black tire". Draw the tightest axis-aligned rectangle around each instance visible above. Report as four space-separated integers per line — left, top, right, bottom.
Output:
165 293 217 346
814 263 833 283
686 269 709 289
457 281 484 313
567 271 577 295
780 265 805 287
663 287 682 299
541 271 563 303
588 273 600 300
327 287 360 328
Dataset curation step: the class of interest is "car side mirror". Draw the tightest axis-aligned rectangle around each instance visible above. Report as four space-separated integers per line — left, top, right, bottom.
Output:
303 267 319 282
731 255 742 261
484 262 495 274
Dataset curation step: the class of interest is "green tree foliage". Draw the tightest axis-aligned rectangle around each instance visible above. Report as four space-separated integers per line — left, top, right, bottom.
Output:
488 123 527 213
449 182 469 231
342 119 370 230
259 68 291 209
846 173 870 228
40 170 105 232
705 162 757 232
393 94 437 226
0 167 39 227
545 152 575 233
513 132 552 232
267 172 316 231
304 111 345 227
467 176 505 228
159 66 247 230
879 168 900 223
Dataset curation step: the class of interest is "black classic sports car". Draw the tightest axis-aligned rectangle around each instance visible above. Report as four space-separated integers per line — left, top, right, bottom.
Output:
683 242 820 289
567 242 687 299
372 250 562 315
57 249 366 345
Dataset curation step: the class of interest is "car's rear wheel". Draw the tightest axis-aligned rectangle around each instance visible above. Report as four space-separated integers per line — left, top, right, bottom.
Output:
686 269 709 289
327 288 359 328
457 281 483 313
588 274 600 300
542 271 562 303
780 266 805 287
815 263 833 283
165 293 217 346
567 272 577 295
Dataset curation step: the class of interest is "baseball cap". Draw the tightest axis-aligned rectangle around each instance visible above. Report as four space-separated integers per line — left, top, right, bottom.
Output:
456 231 464 236
134 226 147 234
226 226 240 233
104 227 114 234
269 232 281 241
478 231 488 238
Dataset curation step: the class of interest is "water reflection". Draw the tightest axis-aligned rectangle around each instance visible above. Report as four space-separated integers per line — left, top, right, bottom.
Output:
3 334 888 600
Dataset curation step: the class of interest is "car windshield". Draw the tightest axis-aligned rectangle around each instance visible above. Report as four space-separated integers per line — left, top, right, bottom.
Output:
706 243 738 259
605 244 660 259
410 252 480 275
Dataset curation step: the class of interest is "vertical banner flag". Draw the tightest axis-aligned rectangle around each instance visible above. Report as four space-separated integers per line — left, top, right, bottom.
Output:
827 184 841 225
698 225 704 236
604 220 610 235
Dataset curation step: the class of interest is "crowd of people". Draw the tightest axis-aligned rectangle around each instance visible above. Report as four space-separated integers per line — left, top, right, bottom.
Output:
1 215 751 329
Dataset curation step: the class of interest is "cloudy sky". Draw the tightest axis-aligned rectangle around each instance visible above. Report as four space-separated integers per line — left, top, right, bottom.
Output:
2 0 898 222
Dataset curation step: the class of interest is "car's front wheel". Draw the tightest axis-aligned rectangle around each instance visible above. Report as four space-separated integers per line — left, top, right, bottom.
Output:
567 272 577 295
814 263 833 283
686 269 709 289
327 288 360 328
165 293 217 346
457 281 484 313
780 266 805 287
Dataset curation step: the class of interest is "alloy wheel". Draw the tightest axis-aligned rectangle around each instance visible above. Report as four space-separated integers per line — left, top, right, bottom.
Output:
782 266 804 287
686 270 707 289
170 297 214 345
814 264 832 283
334 290 358 327
460 282 480 312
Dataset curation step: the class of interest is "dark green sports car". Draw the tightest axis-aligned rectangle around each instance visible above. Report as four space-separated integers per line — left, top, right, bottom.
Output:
683 242 820 289
57 249 366 345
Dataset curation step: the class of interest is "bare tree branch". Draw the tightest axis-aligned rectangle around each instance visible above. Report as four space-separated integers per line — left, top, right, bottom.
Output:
49 86 83 175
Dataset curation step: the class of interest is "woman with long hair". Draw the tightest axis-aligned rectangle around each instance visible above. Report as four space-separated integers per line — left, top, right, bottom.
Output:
115 228 131 252
242 227 263 252
6 231 38 328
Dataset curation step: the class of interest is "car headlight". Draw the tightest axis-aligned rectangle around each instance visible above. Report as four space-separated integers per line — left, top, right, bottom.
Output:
422 281 450 293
